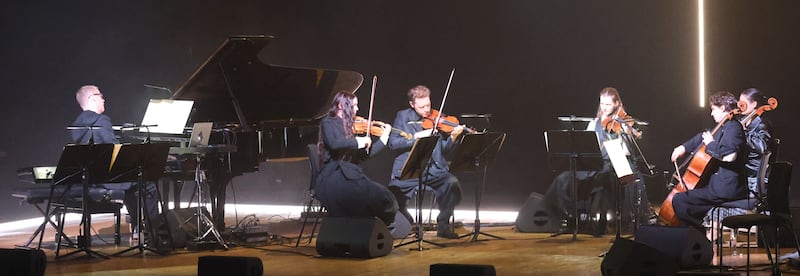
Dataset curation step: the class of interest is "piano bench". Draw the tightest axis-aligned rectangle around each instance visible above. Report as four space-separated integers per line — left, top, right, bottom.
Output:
11 187 124 247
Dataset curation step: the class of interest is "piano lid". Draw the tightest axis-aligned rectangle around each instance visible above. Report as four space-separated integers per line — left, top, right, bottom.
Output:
171 35 364 128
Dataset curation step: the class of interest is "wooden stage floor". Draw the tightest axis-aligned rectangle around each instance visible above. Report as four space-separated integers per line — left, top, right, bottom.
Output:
2 211 799 275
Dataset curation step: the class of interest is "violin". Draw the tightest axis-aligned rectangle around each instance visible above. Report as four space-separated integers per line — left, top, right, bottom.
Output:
421 110 476 134
354 116 412 139
601 107 641 138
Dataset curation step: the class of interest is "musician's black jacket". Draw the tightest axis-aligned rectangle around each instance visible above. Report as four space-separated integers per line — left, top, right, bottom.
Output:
672 119 748 229
742 116 773 177
680 120 748 200
70 110 118 144
315 116 397 225
387 108 456 179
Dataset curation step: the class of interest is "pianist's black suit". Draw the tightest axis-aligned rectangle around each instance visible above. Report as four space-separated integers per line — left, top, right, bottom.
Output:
388 108 462 236
71 110 118 144
70 110 160 235
314 116 398 225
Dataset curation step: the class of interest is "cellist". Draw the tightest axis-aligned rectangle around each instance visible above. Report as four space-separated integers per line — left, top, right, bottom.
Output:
700 88 775 227
669 91 747 231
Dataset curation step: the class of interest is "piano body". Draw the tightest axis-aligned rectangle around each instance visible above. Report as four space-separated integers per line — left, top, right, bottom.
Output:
169 35 364 229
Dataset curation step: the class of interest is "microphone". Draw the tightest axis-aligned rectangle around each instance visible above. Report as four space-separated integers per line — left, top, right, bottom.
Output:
144 84 173 97
556 115 593 122
613 117 649 126
117 123 158 130
66 125 105 130
460 113 492 118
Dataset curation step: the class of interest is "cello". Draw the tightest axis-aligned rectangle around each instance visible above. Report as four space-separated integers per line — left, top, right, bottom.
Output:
658 97 777 226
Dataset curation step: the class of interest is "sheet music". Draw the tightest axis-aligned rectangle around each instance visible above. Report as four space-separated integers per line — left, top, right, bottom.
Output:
139 99 194 134
602 138 633 179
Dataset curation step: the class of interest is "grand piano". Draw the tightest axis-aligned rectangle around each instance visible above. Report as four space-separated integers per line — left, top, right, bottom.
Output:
170 35 363 229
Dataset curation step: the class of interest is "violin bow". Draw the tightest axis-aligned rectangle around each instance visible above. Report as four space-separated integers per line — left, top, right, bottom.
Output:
432 68 456 135
365 75 378 153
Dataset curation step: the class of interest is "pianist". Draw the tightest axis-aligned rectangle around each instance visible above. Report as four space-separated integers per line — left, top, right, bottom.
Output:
71 85 161 240
314 91 398 226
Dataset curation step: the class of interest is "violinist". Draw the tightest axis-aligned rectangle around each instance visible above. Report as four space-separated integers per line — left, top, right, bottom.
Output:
314 91 399 226
700 88 774 227
737 88 774 178
543 87 649 236
388 85 464 239
669 91 747 231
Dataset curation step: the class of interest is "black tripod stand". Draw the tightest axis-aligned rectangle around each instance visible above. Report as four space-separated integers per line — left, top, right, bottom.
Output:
449 132 506 242
49 144 116 259
183 152 228 250
394 136 443 251
112 143 171 256
544 130 604 241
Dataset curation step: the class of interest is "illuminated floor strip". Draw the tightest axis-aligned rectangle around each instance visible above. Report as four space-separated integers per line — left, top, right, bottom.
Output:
0 203 519 236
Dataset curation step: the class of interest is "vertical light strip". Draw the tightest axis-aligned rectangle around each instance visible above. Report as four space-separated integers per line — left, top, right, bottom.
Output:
698 0 706 107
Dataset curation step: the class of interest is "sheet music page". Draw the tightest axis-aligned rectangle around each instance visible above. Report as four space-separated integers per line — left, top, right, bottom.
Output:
139 99 194 134
109 144 122 171
602 138 633 178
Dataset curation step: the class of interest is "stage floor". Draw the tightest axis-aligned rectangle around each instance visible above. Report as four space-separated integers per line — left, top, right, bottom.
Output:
0 205 797 275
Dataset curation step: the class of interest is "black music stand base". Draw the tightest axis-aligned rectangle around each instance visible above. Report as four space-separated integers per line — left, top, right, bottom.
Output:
56 168 110 260
459 219 505 242
56 226 109 260
57 246 109 260
544 130 604 241
459 167 505 242
448 133 506 242
111 144 171 256
394 171 446 251
113 172 166 256
392 136 445 251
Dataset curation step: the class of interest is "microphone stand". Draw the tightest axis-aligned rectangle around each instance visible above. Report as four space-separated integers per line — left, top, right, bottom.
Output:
615 122 653 236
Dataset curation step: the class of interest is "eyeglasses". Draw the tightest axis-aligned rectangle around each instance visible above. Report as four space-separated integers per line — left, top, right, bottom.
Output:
89 93 104 100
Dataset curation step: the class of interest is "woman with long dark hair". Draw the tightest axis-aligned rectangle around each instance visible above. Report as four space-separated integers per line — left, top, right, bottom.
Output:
314 91 398 225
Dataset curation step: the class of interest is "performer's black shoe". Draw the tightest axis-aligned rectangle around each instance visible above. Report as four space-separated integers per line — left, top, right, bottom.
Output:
437 224 459 239
437 230 459 239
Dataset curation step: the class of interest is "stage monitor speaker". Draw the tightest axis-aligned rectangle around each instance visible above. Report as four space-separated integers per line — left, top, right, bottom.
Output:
166 207 211 248
515 192 558 233
430 263 496 276
634 225 712 268
197 255 262 276
315 217 392 258
601 239 679 276
0 248 47 276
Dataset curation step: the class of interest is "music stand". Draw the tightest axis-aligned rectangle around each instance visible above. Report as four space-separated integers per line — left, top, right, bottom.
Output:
394 136 442 251
544 130 603 240
110 144 170 256
448 132 506 242
49 144 115 259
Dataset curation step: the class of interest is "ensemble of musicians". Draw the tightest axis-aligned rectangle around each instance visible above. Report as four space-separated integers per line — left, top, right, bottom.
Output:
61 83 775 248
23 36 779 266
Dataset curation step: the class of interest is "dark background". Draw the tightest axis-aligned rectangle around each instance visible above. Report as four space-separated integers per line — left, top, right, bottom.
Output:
1 1 798 222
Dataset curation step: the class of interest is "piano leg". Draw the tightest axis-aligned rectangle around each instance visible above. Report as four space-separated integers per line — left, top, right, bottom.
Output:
201 153 231 231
